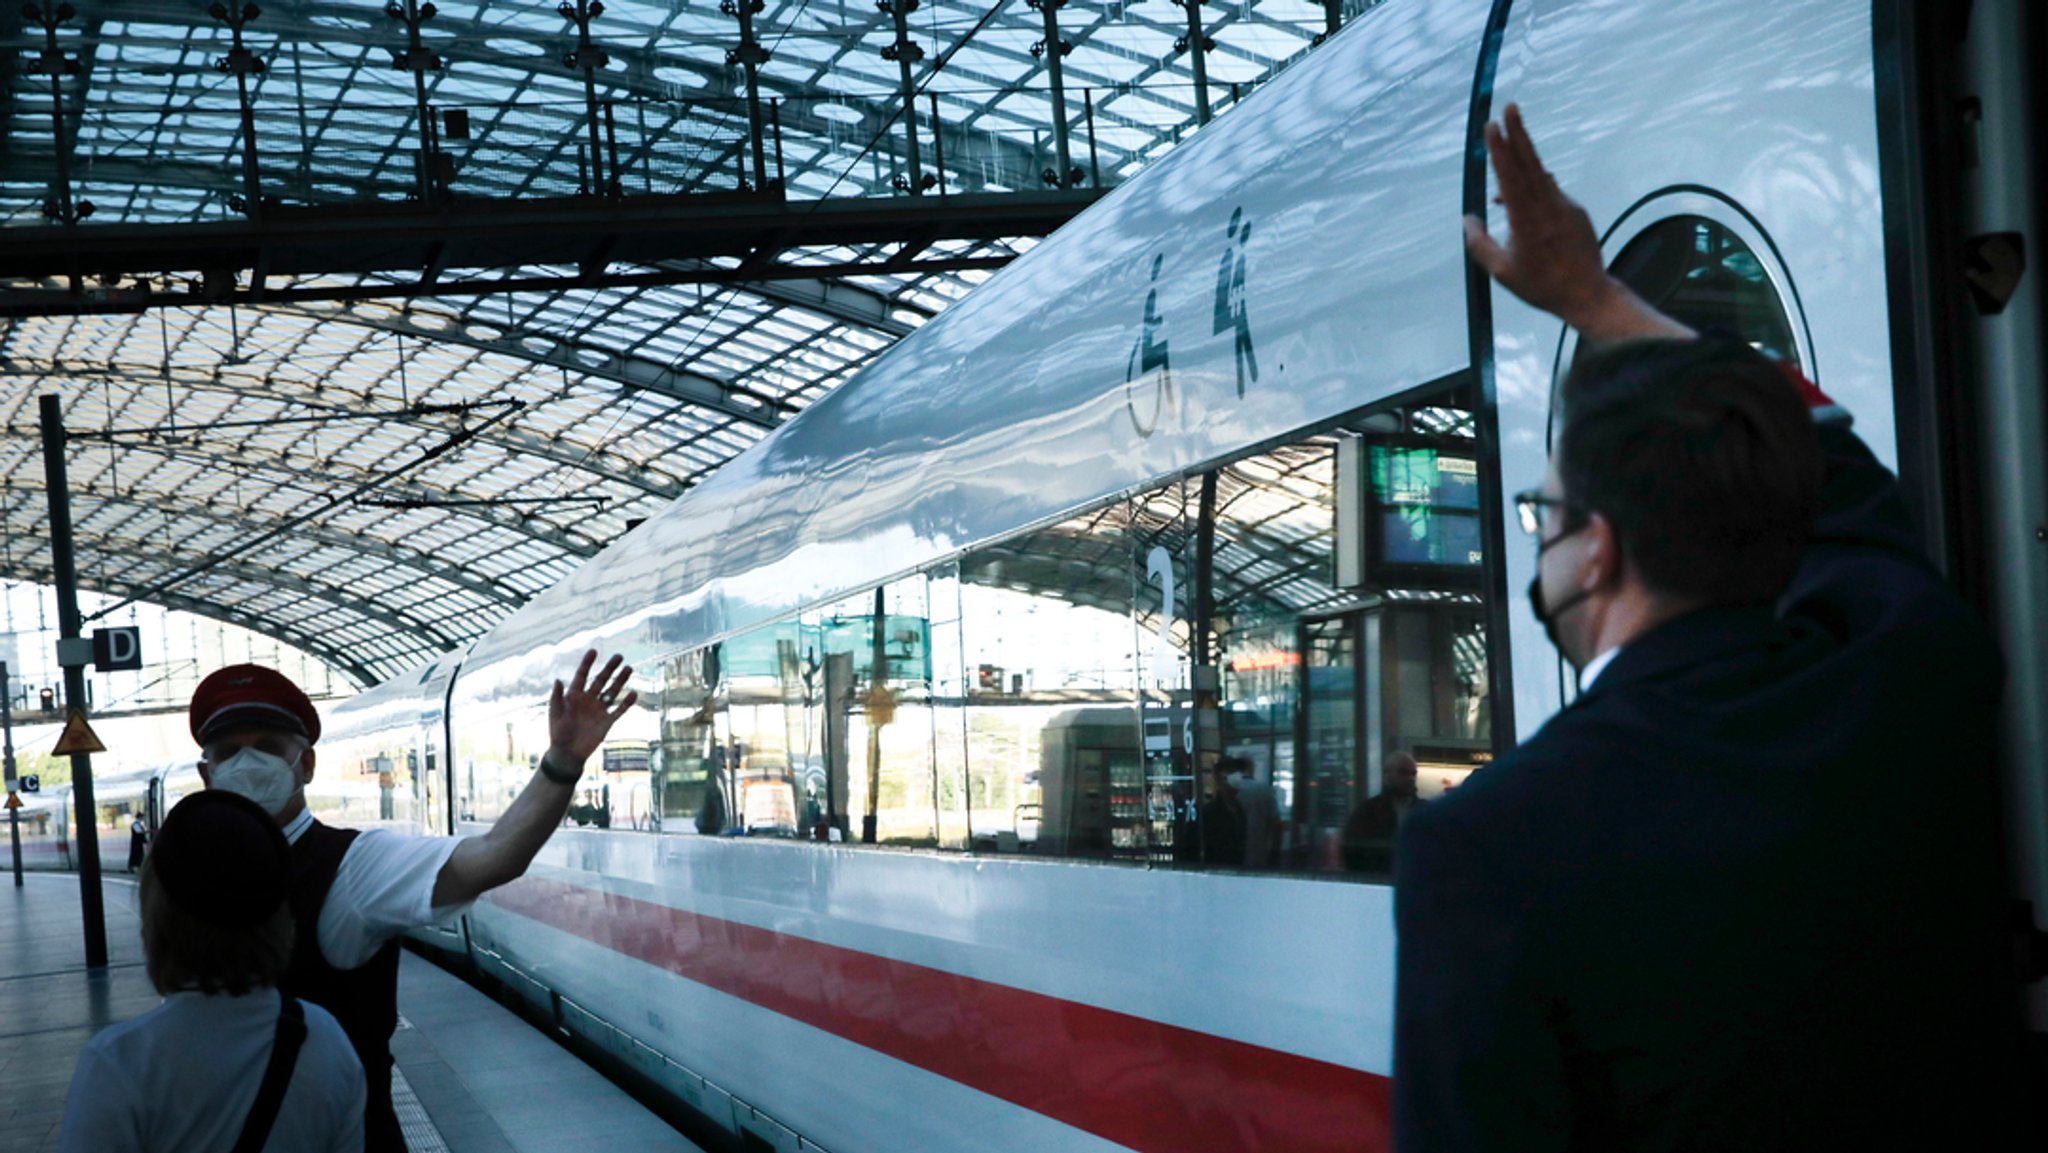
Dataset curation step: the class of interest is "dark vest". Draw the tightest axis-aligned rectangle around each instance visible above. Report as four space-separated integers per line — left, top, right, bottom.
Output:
282 821 406 1153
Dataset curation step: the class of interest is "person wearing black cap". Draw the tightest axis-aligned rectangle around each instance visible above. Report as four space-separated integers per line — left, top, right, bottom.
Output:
188 649 637 1153
58 790 366 1153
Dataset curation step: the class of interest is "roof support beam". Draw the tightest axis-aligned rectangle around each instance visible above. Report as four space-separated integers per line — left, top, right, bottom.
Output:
93 435 608 560
0 560 441 688
0 191 1094 316
6 477 533 610
281 301 785 431
1 357 695 504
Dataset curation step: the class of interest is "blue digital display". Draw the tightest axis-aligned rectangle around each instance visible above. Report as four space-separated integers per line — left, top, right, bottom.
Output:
1369 444 1483 572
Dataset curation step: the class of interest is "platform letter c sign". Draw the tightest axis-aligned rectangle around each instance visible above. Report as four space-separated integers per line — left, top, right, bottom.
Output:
1147 546 1175 685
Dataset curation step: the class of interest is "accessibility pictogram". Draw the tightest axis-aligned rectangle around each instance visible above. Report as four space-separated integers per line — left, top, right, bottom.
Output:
51 710 106 756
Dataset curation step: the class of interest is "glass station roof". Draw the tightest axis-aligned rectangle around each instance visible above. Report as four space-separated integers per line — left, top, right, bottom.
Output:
1 0 1372 687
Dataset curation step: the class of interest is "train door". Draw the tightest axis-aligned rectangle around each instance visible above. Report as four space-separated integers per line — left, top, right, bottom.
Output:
1485 0 1892 740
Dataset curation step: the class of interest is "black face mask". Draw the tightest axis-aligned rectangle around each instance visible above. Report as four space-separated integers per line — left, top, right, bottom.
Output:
1527 521 1593 658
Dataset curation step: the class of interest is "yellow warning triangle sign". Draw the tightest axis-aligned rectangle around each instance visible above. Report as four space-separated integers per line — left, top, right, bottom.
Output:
4 792 20 810
51 710 106 756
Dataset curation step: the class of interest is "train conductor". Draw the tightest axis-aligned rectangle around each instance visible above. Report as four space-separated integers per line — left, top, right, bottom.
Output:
189 651 637 1153
1391 104 2025 1151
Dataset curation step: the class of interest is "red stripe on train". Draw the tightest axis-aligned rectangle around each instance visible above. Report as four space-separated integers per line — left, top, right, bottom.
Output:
485 876 1391 1153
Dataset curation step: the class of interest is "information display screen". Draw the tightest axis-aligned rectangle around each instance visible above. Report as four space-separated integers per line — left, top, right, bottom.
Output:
1368 442 1483 581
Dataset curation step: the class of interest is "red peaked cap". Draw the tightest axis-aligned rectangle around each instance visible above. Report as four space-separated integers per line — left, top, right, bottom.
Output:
189 664 322 745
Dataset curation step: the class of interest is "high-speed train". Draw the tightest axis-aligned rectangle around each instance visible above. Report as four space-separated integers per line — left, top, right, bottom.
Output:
9 753 414 875
307 1 2044 1150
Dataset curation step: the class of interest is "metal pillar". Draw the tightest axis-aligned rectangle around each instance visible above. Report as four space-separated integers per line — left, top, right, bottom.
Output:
1316 0 1342 45
211 1 268 217
39 396 107 969
23 2 91 253
562 0 615 198
862 586 887 843
387 0 446 203
880 0 931 195
1084 87 1102 187
1173 0 1215 127
4 661 21 887
724 0 773 192
1030 0 1078 188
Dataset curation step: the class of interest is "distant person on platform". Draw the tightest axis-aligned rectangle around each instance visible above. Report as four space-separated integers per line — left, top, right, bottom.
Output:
59 790 366 1153
188 651 638 1153
126 811 148 873
1222 756 1278 869
1392 105 2023 1150
1197 758 1247 866
1340 751 1419 875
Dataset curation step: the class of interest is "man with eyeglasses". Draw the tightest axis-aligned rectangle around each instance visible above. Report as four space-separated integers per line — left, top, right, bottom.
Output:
1391 105 2025 1151
189 651 637 1152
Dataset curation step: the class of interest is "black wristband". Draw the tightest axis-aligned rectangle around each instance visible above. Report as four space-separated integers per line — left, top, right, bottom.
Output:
538 750 582 786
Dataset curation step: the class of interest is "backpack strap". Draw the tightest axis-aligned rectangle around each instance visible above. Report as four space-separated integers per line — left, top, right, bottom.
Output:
231 995 308 1153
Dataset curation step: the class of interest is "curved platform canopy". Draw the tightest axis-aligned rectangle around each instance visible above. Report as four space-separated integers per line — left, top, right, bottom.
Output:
0 0 1370 687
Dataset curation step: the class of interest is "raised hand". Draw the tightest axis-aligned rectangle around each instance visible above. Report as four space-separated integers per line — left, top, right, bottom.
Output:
1464 104 1693 345
548 650 638 766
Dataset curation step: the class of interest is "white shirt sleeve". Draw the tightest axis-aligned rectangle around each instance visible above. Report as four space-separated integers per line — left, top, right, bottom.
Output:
57 1040 142 1153
317 830 475 970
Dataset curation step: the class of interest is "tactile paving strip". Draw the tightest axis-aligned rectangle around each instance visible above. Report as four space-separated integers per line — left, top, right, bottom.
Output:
391 1017 451 1153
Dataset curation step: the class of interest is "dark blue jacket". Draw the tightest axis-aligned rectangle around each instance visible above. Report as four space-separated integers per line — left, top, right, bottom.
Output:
1393 426 2022 1152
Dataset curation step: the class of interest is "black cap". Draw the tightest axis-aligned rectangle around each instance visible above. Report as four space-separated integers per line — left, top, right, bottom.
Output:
150 791 292 929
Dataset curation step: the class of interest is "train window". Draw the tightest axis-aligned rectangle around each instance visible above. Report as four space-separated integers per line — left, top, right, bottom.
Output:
319 732 416 830
659 646 726 833
1208 384 1493 879
927 563 972 850
1599 213 1801 363
958 498 1150 861
949 377 1498 878
813 576 939 847
717 618 811 838
686 577 944 846
457 708 541 825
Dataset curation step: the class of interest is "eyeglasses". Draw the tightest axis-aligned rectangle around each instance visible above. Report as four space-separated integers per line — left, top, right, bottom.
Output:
1512 489 1586 537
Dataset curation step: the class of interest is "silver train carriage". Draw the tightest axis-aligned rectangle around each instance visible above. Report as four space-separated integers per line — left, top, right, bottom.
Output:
316 0 2047 1151
9 761 204 875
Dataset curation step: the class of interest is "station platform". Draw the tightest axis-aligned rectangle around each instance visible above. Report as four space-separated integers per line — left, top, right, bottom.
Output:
0 873 703 1153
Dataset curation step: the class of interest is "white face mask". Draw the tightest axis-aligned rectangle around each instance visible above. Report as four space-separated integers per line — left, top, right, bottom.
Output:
209 746 302 817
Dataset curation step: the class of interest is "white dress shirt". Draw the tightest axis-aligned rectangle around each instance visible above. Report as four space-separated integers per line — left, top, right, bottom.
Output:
1578 646 1622 692
281 810 471 970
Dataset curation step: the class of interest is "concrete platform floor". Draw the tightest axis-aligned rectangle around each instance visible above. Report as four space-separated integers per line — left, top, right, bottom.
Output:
0 872 701 1153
